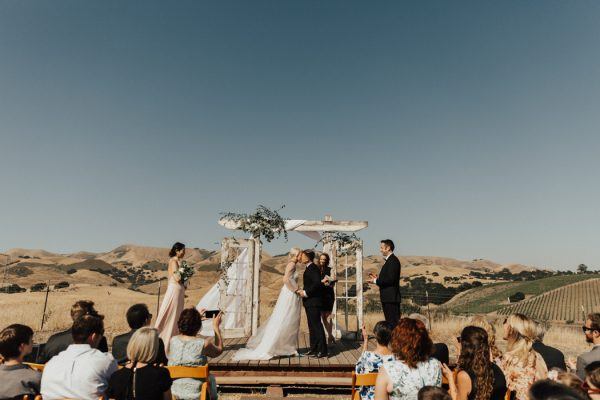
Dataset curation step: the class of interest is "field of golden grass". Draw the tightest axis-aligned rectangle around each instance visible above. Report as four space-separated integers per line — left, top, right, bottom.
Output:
0 284 592 361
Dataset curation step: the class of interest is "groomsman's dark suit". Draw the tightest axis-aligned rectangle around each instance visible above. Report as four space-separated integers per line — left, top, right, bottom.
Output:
301 262 328 356
376 253 402 326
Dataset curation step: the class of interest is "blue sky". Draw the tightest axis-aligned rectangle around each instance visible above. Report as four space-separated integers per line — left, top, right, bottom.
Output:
1 1 599 269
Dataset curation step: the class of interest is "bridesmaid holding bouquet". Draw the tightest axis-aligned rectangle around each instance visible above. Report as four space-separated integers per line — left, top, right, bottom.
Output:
155 242 192 353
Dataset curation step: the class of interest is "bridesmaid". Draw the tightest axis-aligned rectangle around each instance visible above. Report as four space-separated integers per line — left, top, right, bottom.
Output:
155 242 187 353
319 253 336 344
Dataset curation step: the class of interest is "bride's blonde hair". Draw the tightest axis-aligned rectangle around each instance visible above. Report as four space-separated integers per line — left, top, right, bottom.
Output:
289 247 301 260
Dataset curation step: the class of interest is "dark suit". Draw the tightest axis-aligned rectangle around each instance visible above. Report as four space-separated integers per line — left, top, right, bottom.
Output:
376 253 401 326
38 328 108 363
112 330 168 365
532 340 566 371
302 262 327 355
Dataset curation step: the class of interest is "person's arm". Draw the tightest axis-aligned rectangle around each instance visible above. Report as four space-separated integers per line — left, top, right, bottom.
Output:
361 325 369 353
163 389 172 400
169 259 181 283
374 366 391 400
283 262 298 292
442 364 458 400
455 370 471 400
576 356 586 380
202 313 224 358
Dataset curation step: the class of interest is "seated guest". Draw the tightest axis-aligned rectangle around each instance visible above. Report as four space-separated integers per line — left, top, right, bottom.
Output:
454 326 507 400
356 321 395 400
468 315 503 363
168 308 223 400
499 314 547 400
375 318 442 400
585 361 600 400
408 314 449 365
112 303 168 365
549 370 588 399
41 314 117 400
108 327 172 400
0 324 42 399
574 313 600 380
418 387 452 400
38 300 108 363
528 379 589 400
533 321 566 371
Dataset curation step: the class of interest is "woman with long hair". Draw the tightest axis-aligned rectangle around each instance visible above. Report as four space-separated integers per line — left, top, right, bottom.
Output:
375 318 442 400
500 314 548 400
454 326 507 400
468 315 502 363
318 253 336 344
155 242 187 353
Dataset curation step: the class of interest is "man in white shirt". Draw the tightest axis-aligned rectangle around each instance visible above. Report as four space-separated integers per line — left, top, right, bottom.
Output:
41 314 117 400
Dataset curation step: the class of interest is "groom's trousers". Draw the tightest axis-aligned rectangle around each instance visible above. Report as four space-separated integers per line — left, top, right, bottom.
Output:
305 306 327 354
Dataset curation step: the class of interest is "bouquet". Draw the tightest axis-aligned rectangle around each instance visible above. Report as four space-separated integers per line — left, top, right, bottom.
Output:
174 260 195 284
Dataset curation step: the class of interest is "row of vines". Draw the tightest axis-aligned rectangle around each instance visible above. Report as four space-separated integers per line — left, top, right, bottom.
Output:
498 278 600 322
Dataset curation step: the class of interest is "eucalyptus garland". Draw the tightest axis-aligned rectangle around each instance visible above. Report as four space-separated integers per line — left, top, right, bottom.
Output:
318 232 362 256
220 205 288 243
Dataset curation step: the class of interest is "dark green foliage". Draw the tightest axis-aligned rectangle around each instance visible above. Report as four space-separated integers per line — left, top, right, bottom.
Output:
30 282 48 292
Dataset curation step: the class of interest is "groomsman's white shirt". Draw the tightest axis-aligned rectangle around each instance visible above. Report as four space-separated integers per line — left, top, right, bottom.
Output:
41 343 117 400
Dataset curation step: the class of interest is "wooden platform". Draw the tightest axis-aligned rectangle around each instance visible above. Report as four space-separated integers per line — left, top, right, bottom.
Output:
211 334 371 387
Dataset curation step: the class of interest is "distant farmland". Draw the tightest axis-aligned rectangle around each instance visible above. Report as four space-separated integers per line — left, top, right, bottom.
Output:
498 278 600 322
441 274 598 315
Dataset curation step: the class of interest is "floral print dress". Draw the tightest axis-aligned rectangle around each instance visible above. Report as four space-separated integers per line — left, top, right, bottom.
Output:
355 351 395 400
382 357 442 400
500 351 548 400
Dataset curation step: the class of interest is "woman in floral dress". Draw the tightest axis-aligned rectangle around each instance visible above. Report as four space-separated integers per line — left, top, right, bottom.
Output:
499 314 548 400
355 321 395 400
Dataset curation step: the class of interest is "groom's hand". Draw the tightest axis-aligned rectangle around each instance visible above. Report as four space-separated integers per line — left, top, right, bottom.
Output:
295 289 307 298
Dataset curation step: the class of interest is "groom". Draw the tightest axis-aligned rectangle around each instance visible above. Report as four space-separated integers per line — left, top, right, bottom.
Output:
295 249 328 358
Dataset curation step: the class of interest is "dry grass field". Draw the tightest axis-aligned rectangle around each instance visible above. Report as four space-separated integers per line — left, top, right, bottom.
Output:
0 283 591 362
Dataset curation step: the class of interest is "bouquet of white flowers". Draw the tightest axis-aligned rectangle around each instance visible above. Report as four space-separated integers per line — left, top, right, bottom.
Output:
174 260 194 284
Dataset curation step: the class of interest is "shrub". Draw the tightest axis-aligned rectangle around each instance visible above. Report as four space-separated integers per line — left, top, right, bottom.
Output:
67 269 77 274
30 282 48 292
509 291 525 303
0 284 26 294
54 281 70 290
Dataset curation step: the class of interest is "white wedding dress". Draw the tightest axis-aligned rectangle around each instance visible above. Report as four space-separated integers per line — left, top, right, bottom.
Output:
232 261 302 361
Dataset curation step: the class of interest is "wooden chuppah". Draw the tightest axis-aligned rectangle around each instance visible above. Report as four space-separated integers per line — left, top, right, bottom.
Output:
218 215 368 339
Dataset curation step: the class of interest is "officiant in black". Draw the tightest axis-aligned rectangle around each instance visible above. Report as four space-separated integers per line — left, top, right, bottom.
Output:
369 239 401 326
318 253 336 344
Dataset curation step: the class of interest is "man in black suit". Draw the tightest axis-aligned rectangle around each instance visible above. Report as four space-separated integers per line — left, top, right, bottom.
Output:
369 239 401 327
296 249 328 358
38 300 108 363
532 320 566 371
112 303 168 365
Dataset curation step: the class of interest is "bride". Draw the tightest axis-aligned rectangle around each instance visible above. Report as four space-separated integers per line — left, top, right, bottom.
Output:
232 247 302 361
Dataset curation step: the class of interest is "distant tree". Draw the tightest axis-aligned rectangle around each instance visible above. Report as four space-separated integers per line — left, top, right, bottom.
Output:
509 291 525 303
578 264 589 274
54 281 70 289
67 268 77 274
30 282 47 292
0 284 26 294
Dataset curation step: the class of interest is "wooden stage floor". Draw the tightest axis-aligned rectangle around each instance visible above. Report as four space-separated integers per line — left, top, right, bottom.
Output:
211 334 371 387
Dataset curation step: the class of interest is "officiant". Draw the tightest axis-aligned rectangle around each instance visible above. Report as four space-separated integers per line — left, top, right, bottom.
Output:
318 253 336 344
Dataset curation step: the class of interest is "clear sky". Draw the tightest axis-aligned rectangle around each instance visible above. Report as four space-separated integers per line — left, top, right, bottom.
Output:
1 1 599 269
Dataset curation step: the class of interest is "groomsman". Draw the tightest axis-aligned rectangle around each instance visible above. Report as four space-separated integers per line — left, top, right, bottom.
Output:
369 239 401 327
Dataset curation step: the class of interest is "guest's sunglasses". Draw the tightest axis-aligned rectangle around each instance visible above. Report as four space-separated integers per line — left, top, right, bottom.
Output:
583 326 596 333
581 381 600 394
